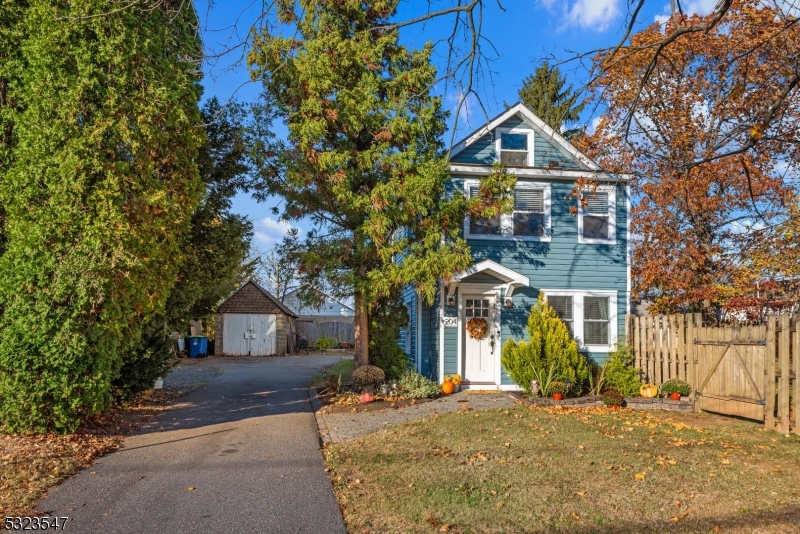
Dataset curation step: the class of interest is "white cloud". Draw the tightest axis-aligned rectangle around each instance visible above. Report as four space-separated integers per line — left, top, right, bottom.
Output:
565 0 621 31
254 216 295 245
538 0 621 32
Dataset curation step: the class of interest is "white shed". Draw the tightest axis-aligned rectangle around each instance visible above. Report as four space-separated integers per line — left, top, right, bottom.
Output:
214 281 297 356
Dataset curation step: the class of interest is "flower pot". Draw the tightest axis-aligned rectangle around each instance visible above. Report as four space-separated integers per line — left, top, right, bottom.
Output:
442 381 455 395
552 392 563 401
607 404 621 410
360 392 375 403
362 385 375 394
669 392 681 401
340 342 349 349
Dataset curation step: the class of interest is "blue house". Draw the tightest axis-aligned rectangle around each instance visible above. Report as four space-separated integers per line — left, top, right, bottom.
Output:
401 103 631 390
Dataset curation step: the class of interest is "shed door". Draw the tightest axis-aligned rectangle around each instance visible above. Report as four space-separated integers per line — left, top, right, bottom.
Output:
253 314 277 356
223 314 277 356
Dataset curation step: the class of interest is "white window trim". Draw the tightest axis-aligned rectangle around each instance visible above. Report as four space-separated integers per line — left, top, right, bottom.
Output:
541 289 618 353
495 127 535 167
463 179 552 242
577 185 616 245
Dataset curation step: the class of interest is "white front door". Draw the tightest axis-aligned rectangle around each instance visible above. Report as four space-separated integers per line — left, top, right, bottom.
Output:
463 295 496 384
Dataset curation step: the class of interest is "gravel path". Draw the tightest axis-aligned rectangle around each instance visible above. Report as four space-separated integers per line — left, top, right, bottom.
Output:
314 390 520 444
162 357 224 396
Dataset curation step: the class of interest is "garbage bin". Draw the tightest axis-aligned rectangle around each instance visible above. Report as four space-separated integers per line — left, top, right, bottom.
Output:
188 336 208 358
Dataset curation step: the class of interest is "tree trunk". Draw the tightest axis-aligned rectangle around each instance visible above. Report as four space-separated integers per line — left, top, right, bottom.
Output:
353 289 369 368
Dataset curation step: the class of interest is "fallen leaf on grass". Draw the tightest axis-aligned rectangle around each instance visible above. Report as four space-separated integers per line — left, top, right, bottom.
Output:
575 491 586 496
496 502 504 508
572 514 581 520
439 525 451 532
635 473 646 480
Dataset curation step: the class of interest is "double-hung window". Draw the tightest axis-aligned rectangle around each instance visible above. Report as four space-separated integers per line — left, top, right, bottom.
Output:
583 297 610 345
513 188 546 237
578 187 616 244
465 181 550 241
543 291 617 351
495 128 533 167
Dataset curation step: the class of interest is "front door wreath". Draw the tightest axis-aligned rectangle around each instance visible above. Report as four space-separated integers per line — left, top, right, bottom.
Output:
466 317 489 340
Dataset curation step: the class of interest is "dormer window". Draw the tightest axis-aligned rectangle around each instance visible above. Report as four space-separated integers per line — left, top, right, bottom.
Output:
496 128 533 167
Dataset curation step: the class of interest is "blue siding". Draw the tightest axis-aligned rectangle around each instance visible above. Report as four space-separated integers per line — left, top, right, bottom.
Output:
451 117 584 169
533 131 581 169
400 285 417 368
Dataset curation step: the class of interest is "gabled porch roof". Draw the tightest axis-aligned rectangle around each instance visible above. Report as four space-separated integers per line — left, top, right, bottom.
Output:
447 260 530 298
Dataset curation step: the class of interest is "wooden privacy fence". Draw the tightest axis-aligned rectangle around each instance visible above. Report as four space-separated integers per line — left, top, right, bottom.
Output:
626 313 798 434
295 320 354 346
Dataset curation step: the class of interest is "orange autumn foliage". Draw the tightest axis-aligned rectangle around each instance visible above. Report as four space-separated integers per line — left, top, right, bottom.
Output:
580 0 800 313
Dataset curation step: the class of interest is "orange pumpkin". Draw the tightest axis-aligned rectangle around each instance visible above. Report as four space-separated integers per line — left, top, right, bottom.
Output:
442 380 455 395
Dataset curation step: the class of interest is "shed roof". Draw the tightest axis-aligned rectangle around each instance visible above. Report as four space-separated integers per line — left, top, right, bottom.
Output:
218 281 298 317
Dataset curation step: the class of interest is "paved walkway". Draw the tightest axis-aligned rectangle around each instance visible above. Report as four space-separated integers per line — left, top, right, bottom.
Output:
39 356 348 534
314 390 520 443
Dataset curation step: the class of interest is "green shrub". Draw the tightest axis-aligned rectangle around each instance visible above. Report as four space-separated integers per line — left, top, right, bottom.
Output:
660 379 691 397
316 335 335 351
501 294 589 394
602 340 641 397
112 316 175 402
351 365 385 388
397 370 440 399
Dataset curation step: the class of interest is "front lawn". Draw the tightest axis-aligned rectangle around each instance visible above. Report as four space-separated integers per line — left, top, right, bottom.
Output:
324 405 800 534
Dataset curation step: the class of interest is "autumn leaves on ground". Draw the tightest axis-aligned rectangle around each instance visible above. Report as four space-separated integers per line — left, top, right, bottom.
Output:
325 406 800 534
0 390 180 516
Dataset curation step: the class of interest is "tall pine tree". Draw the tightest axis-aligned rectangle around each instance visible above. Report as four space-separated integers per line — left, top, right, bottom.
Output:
249 0 515 367
0 1 204 432
518 62 584 136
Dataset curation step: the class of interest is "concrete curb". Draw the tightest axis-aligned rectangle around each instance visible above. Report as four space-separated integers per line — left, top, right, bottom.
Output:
309 387 332 446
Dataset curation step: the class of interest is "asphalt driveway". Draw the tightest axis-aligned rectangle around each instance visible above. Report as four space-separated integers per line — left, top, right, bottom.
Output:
39 355 348 534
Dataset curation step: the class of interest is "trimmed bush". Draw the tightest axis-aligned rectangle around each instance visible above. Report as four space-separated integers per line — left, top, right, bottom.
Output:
352 365 385 388
602 340 642 397
501 295 589 394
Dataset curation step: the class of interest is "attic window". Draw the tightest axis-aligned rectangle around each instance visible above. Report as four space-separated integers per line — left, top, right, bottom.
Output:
499 132 529 166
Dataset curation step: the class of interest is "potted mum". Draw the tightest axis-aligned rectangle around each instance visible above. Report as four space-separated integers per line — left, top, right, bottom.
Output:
548 381 568 401
660 379 691 401
601 389 624 410
443 374 462 394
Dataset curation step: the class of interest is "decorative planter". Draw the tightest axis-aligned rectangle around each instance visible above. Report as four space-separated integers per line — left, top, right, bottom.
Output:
340 342 350 349
669 392 681 401
552 393 564 401
442 381 455 395
607 404 621 410
362 384 375 393
360 392 375 403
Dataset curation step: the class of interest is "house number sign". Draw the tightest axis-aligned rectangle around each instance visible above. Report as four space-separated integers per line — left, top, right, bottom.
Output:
441 317 457 326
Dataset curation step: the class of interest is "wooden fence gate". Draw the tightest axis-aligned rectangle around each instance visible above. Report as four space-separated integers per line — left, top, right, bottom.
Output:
693 324 766 421
626 313 798 434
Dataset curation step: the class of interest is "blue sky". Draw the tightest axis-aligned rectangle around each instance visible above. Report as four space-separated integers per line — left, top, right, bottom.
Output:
196 0 719 249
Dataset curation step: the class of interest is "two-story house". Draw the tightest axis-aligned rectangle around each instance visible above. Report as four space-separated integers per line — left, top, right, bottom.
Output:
400 103 631 390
